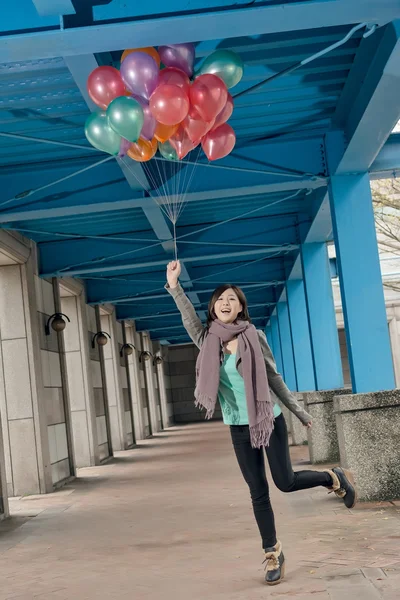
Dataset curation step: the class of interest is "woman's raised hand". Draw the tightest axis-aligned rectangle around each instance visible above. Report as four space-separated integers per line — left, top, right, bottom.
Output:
166 260 181 289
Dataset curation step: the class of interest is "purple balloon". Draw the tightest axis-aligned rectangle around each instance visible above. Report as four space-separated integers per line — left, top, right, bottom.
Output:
118 138 131 157
158 43 195 77
120 51 159 101
132 96 156 141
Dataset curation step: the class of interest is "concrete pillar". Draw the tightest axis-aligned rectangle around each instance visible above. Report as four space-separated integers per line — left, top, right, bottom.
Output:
288 393 307 446
87 306 112 461
334 390 400 501
286 279 316 392
136 331 152 437
301 243 343 390
303 389 349 464
329 173 395 392
124 322 145 441
153 341 170 430
60 286 99 467
276 301 297 391
0 257 54 495
0 408 9 519
100 309 127 451
270 314 284 376
141 332 161 434
118 321 136 447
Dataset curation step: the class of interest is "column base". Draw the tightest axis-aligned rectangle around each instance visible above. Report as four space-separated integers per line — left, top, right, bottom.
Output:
288 394 307 446
303 389 350 464
334 390 400 502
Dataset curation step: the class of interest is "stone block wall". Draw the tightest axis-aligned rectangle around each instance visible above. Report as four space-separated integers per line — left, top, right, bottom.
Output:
166 344 222 423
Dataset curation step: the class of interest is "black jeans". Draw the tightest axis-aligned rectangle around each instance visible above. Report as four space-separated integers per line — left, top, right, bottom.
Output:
230 414 332 549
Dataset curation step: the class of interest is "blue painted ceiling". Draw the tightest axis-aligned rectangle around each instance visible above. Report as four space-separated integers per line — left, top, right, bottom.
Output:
1 1 400 343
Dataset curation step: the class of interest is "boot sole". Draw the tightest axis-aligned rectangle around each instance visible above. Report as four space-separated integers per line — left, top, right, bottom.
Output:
341 468 358 509
264 563 285 586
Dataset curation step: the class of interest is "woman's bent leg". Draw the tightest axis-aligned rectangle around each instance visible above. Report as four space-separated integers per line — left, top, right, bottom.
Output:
266 415 332 492
230 425 277 549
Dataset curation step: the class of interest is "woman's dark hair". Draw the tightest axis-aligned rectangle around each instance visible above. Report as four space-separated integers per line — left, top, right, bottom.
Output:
205 284 251 329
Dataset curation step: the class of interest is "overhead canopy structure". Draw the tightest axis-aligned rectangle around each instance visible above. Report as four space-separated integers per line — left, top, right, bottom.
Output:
1 0 400 345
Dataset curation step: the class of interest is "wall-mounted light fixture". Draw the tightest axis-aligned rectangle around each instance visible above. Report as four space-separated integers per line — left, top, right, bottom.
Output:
45 313 70 336
120 343 136 357
92 331 111 348
153 354 163 366
139 350 152 363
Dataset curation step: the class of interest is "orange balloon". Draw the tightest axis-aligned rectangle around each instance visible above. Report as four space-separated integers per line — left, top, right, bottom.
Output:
127 137 157 162
121 47 161 67
154 121 179 143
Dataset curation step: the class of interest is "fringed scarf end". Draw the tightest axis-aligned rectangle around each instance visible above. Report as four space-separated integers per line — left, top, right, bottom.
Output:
250 400 275 449
194 391 216 421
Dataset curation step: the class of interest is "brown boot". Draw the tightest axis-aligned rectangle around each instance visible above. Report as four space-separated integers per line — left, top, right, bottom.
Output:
325 467 357 509
263 540 285 585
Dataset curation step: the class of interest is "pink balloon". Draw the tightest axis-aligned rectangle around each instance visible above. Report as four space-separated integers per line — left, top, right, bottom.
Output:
150 84 190 126
190 74 228 122
159 67 190 96
183 106 214 144
213 93 234 130
158 44 195 77
169 126 197 160
202 123 236 161
87 66 126 110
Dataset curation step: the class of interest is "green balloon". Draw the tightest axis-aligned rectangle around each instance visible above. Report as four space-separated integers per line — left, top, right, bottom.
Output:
158 140 179 162
85 112 121 155
199 49 244 89
107 96 144 143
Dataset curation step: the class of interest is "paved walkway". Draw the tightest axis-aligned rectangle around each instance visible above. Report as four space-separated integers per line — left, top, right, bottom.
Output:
1 422 400 599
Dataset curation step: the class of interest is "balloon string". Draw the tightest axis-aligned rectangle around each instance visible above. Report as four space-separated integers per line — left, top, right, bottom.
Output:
173 221 178 261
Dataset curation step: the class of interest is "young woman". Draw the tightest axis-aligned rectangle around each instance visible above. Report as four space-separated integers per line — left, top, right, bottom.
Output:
166 260 356 586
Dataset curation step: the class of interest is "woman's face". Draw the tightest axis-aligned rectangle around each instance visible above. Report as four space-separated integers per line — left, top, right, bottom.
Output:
213 288 243 324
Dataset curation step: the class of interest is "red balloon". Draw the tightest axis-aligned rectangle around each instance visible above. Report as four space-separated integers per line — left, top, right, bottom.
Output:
190 74 228 122
213 93 234 130
150 84 190 126
202 123 236 161
169 126 197 160
183 106 214 144
159 67 190 96
87 66 126 110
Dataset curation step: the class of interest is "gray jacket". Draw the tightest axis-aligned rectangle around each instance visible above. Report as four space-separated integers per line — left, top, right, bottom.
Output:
166 283 312 425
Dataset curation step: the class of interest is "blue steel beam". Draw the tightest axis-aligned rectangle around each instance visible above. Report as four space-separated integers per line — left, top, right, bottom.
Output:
301 242 343 390
329 173 395 392
277 301 297 391
43 245 298 278
2 2 400 61
334 21 400 173
87 281 282 306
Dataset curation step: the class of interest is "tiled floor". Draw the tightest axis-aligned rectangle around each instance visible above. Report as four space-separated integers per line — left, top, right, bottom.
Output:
0 421 399 599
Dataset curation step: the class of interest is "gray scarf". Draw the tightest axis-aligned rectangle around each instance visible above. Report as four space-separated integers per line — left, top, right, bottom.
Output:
194 319 275 448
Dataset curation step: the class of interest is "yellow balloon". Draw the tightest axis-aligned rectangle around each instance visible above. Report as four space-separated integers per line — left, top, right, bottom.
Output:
127 137 157 162
154 121 179 143
121 47 161 67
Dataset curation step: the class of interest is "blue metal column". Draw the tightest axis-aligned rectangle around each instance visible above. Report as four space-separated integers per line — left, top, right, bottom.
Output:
329 173 395 392
265 323 274 353
277 301 297 391
301 243 343 390
270 314 284 377
286 279 316 391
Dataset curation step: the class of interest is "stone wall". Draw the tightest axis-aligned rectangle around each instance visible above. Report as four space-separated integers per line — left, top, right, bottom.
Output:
167 344 222 423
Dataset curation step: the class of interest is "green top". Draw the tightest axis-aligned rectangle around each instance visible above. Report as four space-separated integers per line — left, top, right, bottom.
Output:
218 354 282 426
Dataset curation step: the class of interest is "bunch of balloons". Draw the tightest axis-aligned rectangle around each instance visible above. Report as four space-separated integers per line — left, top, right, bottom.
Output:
84 44 243 162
